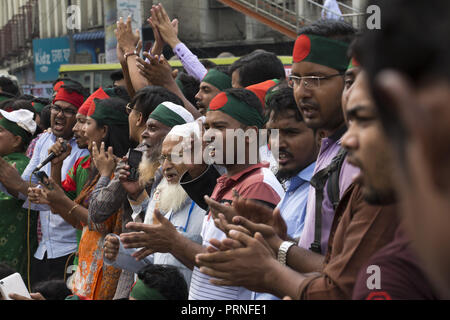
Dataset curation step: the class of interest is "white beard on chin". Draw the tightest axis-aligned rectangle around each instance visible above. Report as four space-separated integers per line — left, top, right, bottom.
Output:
157 178 189 213
138 155 160 187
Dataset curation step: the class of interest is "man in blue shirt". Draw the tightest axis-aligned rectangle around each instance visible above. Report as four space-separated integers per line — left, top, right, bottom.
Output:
0 82 89 287
254 85 319 300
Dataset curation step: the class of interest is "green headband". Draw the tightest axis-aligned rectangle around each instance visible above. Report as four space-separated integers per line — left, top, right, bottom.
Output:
0 117 32 144
293 34 350 72
209 92 265 129
202 69 232 91
130 279 167 300
149 103 192 128
89 98 129 126
175 78 184 93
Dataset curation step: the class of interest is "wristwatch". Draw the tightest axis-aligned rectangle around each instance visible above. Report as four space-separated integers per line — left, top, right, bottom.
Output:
277 241 295 266
124 50 138 60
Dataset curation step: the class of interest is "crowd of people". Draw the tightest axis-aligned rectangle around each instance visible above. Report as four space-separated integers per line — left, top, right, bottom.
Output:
0 0 449 301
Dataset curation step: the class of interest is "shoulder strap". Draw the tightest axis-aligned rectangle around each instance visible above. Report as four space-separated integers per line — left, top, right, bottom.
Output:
309 147 348 254
327 148 348 211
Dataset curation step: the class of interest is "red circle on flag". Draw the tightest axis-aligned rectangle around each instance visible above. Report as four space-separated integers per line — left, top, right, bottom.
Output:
209 92 229 111
293 35 312 63
366 291 392 300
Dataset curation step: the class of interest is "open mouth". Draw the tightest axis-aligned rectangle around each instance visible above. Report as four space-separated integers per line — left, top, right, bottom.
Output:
300 104 319 119
54 119 66 131
278 151 292 165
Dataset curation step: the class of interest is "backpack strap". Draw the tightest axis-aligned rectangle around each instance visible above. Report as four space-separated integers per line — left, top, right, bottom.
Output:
309 147 348 254
327 148 348 211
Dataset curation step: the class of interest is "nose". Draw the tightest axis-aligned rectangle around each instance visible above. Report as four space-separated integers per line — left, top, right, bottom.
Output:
342 127 359 152
294 81 313 101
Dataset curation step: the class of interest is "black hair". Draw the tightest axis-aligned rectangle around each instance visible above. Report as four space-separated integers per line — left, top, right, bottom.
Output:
176 72 200 107
131 86 184 122
32 280 72 300
0 77 20 97
298 19 356 43
200 59 217 70
39 105 52 131
358 0 450 156
224 88 265 120
110 70 124 82
0 262 15 280
228 50 286 87
107 85 131 102
17 94 35 101
94 98 131 158
137 264 188 300
265 85 303 122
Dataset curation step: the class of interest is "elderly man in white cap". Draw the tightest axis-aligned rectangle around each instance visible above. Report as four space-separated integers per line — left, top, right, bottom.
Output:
0 109 38 283
102 121 205 290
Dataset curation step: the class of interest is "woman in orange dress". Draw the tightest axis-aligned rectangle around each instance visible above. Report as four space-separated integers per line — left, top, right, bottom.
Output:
29 97 131 299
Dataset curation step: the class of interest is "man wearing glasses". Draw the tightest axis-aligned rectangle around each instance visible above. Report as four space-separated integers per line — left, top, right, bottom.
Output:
287 20 360 256
0 83 90 287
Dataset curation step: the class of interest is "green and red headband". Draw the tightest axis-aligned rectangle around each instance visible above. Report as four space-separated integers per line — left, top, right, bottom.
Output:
53 87 85 109
79 88 110 116
246 79 280 111
88 98 128 126
347 57 361 70
293 34 350 72
202 69 232 91
209 91 265 129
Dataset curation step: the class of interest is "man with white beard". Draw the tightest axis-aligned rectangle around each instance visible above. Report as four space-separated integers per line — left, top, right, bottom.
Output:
103 123 206 289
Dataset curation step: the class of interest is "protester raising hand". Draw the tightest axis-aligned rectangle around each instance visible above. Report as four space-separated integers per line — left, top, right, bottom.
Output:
150 3 181 49
92 141 117 178
148 4 179 56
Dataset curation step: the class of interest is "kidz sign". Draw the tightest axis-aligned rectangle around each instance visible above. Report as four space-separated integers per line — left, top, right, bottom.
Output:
33 37 71 82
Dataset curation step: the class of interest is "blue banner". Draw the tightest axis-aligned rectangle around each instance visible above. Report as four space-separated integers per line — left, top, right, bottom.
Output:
33 37 71 82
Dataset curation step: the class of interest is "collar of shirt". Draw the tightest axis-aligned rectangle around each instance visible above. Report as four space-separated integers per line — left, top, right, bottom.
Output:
286 161 316 192
217 162 269 185
319 125 347 155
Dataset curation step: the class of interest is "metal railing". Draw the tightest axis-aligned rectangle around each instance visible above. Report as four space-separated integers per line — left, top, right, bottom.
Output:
219 0 366 36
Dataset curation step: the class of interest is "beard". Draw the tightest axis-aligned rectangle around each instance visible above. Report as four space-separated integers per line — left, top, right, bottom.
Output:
156 178 189 213
138 142 163 187
276 167 302 183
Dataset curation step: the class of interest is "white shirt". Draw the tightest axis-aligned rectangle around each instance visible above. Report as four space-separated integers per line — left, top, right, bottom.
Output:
21 133 89 259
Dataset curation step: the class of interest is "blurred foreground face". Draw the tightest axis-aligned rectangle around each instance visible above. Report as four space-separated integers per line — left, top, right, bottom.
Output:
373 70 450 298
342 72 396 205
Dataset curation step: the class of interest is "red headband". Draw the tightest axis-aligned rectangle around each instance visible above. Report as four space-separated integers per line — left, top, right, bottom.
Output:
53 87 85 109
78 88 110 116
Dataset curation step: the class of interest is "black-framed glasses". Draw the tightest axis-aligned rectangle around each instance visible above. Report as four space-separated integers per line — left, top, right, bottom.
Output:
50 105 77 118
288 73 344 89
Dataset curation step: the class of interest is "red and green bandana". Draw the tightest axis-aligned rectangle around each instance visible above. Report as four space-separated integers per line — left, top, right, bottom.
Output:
209 91 265 129
149 102 195 128
347 57 361 70
246 79 280 111
293 34 350 72
32 101 46 114
88 98 128 126
201 69 232 91
53 87 85 109
79 88 110 116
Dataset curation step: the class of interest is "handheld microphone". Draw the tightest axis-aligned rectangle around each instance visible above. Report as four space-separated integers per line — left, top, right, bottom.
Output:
33 140 69 173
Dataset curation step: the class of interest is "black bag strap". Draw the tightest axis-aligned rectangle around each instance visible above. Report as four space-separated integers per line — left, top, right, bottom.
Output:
309 147 348 254
327 148 348 211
